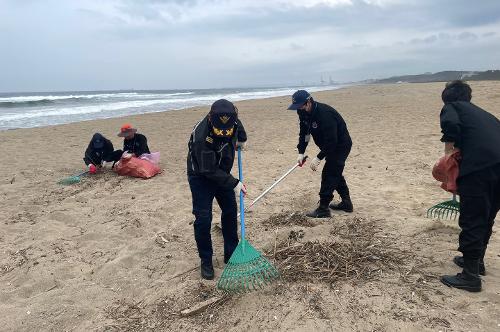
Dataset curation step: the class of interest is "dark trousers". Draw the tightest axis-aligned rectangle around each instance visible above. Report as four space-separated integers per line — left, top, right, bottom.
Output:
107 150 123 164
188 175 239 265
83 150 122 166
319 146 352 206
457 163 500 260
110 150 124 162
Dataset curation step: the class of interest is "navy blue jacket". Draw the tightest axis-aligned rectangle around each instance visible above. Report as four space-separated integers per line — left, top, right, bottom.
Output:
187 116 247 189
84 133 115 166
123 133 150 157
440 101 500 177
297 102 352 160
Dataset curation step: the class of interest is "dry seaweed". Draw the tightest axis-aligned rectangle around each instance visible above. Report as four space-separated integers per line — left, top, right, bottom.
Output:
264 212 318 227
274 217 410 283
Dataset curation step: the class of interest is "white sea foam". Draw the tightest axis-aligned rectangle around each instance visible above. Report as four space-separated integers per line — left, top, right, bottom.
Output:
0 91 194 103
0 86 343 130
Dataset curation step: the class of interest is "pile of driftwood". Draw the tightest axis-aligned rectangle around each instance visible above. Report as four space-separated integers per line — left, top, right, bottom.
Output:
273 217 410 283
264 212 318 227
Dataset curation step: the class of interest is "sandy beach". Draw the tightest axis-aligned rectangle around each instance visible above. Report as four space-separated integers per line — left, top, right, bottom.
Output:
1 82 499 331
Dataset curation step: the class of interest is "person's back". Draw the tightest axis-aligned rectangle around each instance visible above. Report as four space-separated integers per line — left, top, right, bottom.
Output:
440 101 500 177
314 102 351 149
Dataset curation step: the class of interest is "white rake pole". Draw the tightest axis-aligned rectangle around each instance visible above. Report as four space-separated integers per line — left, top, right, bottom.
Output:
239 156 308 216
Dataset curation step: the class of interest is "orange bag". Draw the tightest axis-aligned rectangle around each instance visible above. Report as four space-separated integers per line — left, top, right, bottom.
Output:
114 156 161 179
432 151 461 194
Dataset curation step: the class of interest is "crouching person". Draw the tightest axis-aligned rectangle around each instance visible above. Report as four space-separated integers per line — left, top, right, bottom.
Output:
84 133 122 173
187 99 247 280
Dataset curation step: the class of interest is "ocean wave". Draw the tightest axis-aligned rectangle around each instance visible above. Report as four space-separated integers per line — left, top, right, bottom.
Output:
0 99 57 108
0 91 195 107
0 98 198 121
0 86 343 130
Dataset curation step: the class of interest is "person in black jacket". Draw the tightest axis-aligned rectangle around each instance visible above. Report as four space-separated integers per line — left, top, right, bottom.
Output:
288 90 353 218
187 99 247 280
117 123 150 157
439 80 500 292
83 133 122 172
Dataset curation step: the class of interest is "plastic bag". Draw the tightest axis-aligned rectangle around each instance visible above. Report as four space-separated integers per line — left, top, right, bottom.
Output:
114 156 161 179
432 151 461 194
139 152 160 165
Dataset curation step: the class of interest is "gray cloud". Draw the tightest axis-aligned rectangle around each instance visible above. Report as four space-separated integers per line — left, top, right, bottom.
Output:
410 35 438 45
103 0 500 37
0 0 499 91
457 31 479 41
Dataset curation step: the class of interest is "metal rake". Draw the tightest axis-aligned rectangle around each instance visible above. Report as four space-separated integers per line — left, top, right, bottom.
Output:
427 194 460 220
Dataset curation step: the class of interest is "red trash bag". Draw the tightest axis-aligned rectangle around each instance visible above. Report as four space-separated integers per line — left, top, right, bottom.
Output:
432 151 461 194
114 156 161 179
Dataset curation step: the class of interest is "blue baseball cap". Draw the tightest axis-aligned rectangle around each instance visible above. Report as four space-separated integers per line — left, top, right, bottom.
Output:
209 99 238 137
287 90 311 110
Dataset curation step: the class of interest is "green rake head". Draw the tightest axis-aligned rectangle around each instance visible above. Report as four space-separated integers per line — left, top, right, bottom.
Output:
427 197 460 220
57 171 88 186
58 176 82 185
217 239 279 293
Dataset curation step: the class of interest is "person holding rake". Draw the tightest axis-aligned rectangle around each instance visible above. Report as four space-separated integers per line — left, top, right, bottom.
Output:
187 99 247 280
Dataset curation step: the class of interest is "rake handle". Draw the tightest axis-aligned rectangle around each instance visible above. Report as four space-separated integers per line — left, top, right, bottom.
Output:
244 156 308 212
78 170 90 177
237 147 246 240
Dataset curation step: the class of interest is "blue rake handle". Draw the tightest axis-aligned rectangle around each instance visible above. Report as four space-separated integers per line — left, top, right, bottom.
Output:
237 147 246 240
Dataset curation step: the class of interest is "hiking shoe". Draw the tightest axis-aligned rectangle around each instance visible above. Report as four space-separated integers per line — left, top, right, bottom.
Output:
306 205 331 218
441 272 481 292
453 256 485 276
441 258 481 292
329 200 353 213
200 261 214 280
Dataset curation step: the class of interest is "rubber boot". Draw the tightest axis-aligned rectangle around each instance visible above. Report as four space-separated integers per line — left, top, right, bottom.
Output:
441 258 481 292
306 201 331 218
200 261 214 280
453 256 486 276
329 198 353 213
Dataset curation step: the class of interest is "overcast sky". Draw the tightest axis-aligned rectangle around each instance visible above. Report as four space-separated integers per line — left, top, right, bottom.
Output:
1 0 499 92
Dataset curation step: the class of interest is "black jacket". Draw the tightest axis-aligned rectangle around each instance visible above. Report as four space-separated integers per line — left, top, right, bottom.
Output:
123 133 150 157
84 133 115 166
297 102 352 159
440 101 500 177
187 116 247 189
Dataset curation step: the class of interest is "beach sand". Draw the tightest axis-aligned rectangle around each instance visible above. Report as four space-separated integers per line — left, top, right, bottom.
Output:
1 82 499 331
